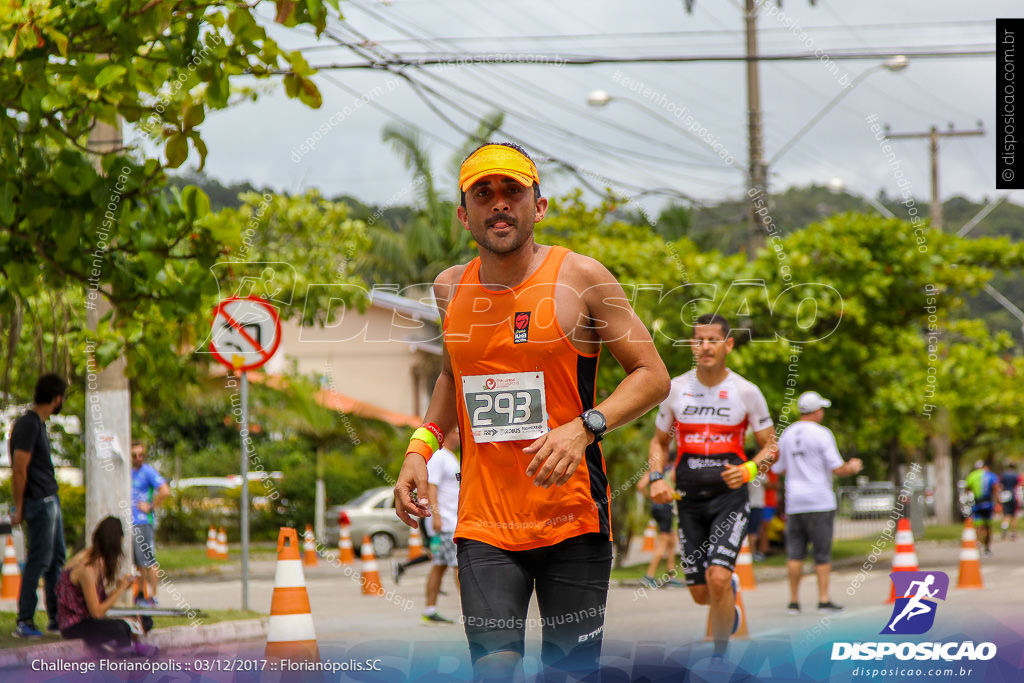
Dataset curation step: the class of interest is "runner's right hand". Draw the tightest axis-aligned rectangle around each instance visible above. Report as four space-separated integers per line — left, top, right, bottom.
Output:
650 479 674 504
394 455 431 528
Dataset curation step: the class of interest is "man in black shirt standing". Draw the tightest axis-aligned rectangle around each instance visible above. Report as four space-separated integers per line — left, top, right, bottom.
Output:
9 373 68 638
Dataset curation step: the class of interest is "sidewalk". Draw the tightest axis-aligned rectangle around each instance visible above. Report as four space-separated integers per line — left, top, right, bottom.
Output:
0 618 266 670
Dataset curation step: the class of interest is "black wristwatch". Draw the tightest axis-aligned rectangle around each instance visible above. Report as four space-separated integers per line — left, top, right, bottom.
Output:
579 409 607 443
649 471 664 483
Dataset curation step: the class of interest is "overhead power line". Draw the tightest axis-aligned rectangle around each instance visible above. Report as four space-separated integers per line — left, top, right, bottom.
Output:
300 48 993 71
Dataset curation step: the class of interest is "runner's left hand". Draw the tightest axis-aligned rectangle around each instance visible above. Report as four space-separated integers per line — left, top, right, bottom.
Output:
524 419 590 488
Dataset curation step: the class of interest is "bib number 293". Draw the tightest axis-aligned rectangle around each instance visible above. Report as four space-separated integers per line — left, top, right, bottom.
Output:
470 390 539 427
462 372 548 443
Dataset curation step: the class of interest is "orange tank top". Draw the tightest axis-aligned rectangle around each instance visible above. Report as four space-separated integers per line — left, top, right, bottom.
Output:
445 246 611 551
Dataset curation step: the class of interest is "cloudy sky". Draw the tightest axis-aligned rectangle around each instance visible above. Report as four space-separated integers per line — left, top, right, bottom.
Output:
190 1 1012 221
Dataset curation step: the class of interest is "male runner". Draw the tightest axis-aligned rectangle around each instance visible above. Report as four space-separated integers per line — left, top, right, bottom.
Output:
394 142 669 682
648 313 776 660
966 460 1000 556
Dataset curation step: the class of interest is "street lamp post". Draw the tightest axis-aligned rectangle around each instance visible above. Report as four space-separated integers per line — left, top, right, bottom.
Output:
586 89 743 171
769 56 908 167
587 55 907 257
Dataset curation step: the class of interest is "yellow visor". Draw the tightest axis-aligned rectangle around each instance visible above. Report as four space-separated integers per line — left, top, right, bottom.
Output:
459 145 539 192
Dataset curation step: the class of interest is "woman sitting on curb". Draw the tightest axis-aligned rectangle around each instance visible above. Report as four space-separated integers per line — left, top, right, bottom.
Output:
56 516 158 656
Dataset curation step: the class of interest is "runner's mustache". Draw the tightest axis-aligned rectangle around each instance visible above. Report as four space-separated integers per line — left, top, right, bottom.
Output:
486 214 517 227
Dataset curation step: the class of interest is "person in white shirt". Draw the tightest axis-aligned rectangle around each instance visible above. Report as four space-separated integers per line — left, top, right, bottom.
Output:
773 391 862 615
422 431 461 624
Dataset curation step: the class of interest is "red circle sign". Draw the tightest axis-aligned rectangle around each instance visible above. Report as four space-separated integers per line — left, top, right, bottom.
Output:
209 297 282 371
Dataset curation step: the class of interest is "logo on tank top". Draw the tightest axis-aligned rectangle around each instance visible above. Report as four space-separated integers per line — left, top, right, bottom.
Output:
719 390 728 399
513 311 531 344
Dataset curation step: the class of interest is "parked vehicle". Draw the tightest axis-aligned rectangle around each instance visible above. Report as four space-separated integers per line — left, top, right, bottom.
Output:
171 472 284 513
849 481 896 519
324 487 409 558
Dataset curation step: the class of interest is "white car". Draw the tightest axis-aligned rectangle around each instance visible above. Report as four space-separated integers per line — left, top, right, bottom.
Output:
324 487 411 558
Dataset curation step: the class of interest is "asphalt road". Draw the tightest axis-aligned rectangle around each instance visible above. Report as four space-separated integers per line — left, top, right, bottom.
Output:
4 527 1020 681
157 529 1023 682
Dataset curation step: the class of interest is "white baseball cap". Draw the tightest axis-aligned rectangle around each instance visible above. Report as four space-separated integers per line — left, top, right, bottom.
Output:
798 391 832 414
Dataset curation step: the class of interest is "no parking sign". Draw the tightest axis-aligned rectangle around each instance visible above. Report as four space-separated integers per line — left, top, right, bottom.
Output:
209 296 281 371
208 295 280 612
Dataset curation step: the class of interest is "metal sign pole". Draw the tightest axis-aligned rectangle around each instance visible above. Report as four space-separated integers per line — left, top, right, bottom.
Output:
210 297 280 615
240 370 250 612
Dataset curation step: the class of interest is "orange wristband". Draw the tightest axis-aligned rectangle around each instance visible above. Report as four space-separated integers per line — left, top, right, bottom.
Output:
405 438 433 462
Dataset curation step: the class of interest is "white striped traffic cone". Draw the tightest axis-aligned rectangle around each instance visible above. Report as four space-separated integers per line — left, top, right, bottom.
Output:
642 520 657 552
265 527 319 661
735 537 757 591
205 526 218 559
956 518 984 590
1 536 21 601
338 524 355 565
360 535 384 596
887 517 919 603
303 525 318 567
408 526 425 560
217 527 229 561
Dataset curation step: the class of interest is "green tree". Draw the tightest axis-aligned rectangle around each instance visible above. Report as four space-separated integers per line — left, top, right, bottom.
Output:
0 0 339 403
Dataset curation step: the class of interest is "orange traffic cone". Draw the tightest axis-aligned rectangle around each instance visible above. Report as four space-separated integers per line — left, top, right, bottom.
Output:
205 526 218 559
956 518 984 590
1 536 21 601
217 527 229 561
303 525 318 567
706 573 748 639
887 518 919 603
642 520 657 552
265 528 319 661
360 535 384 596
735 537 757 591
408 526 424 561
338 524 355 565
134 574 150 603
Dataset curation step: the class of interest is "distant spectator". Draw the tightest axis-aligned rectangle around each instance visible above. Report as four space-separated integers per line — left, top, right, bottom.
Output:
637 466 681 588
10 373 68 639
56 516 157 656
758 471 780 559
966 460 1000 556
1000 462 1020 541
773 391 862 615
747 449 766 561
747 468 779 561
131 441 170 606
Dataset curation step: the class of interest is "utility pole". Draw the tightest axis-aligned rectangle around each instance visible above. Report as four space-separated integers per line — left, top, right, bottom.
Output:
85 120 134 582
745 0 767 258
888 122 984 525
886 124 985 231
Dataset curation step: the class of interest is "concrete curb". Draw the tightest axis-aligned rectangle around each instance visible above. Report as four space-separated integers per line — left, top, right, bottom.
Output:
0 618 267 670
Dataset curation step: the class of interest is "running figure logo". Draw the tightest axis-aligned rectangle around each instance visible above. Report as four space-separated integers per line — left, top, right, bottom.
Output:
882 571 949 635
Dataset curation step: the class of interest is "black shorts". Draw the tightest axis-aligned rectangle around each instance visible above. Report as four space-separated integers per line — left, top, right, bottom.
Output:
457 533 612 675
651 503 674 534
785 510 835 564
676 487 750 586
